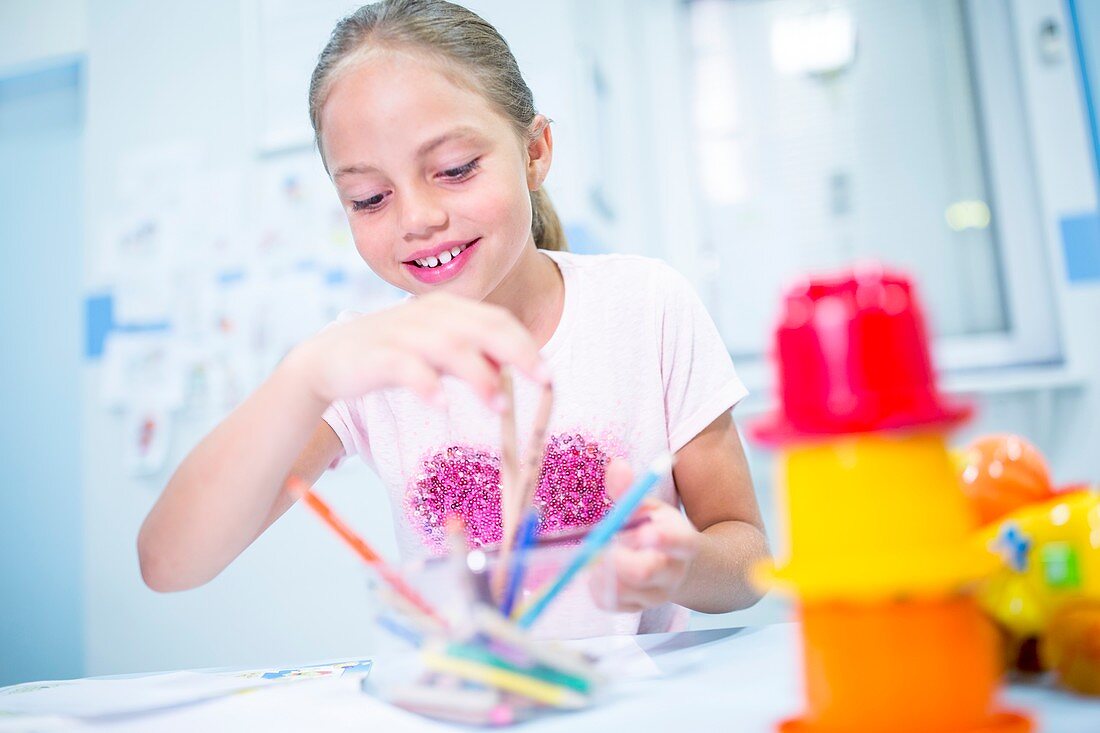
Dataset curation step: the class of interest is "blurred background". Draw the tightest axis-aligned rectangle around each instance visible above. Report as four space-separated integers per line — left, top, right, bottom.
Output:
1 0 1097 687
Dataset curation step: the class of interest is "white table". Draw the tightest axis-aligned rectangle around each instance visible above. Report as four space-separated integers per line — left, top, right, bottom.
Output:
7 624 1100 732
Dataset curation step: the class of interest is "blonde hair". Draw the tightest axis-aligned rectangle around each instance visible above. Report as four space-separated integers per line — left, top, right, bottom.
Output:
308 0 567 252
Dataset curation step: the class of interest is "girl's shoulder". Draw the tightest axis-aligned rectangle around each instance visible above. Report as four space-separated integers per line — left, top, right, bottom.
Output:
544 250 699 308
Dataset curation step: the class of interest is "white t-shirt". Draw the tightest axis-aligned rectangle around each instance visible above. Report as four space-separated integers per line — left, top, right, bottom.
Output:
322 250 747 638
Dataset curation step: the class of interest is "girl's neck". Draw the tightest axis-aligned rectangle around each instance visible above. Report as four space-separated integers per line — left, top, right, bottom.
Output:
484 242 564 349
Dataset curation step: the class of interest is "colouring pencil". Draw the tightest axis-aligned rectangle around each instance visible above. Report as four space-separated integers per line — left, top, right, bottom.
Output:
470 606 598 682
496 380 554 595
421 645 588 709
500 508 540 617
288 476 445 625
514 382 554 515
495 368 520 597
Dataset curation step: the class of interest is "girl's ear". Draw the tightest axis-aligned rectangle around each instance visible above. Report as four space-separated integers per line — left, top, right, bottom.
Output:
525 114 553 191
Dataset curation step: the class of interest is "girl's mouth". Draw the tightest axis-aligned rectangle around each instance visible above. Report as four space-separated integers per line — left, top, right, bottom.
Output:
403 238 479 284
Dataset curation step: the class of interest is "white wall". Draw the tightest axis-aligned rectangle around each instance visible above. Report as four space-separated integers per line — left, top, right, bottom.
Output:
0 0 86 73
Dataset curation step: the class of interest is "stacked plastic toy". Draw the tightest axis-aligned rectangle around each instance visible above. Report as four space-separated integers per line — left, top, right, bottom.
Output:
750 267 1033 733
959 433 1100 694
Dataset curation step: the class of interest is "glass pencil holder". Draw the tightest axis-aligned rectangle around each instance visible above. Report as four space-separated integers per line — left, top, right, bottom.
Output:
360 536 629 726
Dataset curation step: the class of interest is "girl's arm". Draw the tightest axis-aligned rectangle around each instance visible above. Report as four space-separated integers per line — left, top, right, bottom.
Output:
594 410 769 614
138 364 339 592
670 411 769 612
138 293 548 592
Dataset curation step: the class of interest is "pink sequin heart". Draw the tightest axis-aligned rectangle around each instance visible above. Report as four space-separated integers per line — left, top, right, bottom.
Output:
405 433 615 552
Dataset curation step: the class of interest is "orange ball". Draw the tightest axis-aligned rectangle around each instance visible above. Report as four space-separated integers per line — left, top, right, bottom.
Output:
959 434 1054 526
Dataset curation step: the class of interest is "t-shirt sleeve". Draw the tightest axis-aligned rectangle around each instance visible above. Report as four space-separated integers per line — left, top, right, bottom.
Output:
322 398 371 469
318 310 373 469
654 264 748 454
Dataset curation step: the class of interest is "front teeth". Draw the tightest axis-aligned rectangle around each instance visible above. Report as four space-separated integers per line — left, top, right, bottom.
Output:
414 242 469 268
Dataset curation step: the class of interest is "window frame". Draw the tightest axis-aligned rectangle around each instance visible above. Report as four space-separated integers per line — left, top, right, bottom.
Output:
631 0 1064 383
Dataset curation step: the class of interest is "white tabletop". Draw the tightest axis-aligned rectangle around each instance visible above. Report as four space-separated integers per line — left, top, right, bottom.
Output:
7 623 1100 732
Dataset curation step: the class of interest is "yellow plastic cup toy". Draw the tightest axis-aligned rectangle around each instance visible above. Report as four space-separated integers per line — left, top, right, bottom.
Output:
762 432 995 600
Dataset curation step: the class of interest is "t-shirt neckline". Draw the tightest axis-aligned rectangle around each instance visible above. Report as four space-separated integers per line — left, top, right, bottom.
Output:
537 249 577 364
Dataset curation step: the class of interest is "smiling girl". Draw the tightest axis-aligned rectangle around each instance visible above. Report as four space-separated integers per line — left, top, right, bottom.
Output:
138 0 769 638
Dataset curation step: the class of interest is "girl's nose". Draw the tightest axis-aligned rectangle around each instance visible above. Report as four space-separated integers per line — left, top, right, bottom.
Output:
399 184 448 239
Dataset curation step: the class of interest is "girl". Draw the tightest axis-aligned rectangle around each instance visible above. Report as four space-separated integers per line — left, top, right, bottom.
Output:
139 0 768 638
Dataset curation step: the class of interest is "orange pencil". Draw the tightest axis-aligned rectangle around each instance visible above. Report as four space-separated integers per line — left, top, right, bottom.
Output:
287 476 445 626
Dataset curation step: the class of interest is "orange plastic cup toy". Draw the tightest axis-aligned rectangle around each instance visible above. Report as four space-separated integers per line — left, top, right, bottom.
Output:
782 597 1030 733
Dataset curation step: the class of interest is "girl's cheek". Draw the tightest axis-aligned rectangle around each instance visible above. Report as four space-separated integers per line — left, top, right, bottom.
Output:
350 226 393 269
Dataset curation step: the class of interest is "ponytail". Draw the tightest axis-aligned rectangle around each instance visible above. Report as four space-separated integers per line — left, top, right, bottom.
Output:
530 188 567 252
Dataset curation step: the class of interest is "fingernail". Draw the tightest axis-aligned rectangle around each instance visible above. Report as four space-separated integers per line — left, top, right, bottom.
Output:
431 391 449 410
491 392 508 413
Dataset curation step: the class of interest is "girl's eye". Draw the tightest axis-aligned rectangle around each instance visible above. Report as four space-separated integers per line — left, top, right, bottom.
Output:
351 193 386 212
439 158 480 181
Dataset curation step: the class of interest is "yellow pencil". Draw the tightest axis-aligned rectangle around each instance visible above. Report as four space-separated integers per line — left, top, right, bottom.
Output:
421 646 587 709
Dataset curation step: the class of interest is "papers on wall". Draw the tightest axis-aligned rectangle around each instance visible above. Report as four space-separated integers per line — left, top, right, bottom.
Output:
90 140 403 475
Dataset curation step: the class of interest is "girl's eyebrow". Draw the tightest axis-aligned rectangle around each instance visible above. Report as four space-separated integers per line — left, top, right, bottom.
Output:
333 126 485 180
416 125 484 158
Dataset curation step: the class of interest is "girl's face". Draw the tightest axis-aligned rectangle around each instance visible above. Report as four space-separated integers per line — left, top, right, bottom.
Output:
319 51 550 300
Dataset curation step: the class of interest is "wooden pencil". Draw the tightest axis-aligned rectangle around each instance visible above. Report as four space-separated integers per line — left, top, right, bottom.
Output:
495 368 520 598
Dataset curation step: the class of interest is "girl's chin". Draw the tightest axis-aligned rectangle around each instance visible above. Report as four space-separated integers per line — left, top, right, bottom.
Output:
405 272 487 299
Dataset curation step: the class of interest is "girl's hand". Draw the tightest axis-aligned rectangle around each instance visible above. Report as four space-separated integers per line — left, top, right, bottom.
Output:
286 292 549 409
589 458 701 613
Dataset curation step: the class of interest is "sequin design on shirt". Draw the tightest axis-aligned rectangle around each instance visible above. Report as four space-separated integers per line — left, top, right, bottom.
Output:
405 432 618 552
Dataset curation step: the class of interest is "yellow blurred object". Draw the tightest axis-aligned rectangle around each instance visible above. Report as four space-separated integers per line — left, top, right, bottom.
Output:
977 488 1100 685
762 432 994 599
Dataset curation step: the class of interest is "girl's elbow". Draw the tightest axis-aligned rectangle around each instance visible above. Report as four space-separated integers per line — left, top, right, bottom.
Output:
137 527 198 593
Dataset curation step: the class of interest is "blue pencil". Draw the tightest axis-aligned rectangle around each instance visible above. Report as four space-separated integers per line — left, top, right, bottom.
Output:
501 508 540 617
516 453 674 629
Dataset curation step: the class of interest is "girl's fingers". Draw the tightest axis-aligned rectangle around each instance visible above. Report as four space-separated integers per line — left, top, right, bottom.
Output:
615 503 699 560
378 349 446 408
603 458 634 501
439 349 503 408
397 331 503 407
589 547 683 611
614 588 668 613
445 301 549 384
612 546 681 589
629 520 700 560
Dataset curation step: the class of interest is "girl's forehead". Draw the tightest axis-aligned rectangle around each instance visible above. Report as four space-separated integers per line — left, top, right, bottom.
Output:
320 51 510 166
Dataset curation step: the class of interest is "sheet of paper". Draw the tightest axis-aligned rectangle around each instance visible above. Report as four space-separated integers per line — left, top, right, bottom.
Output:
557 635 663 680
0 660 372 720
